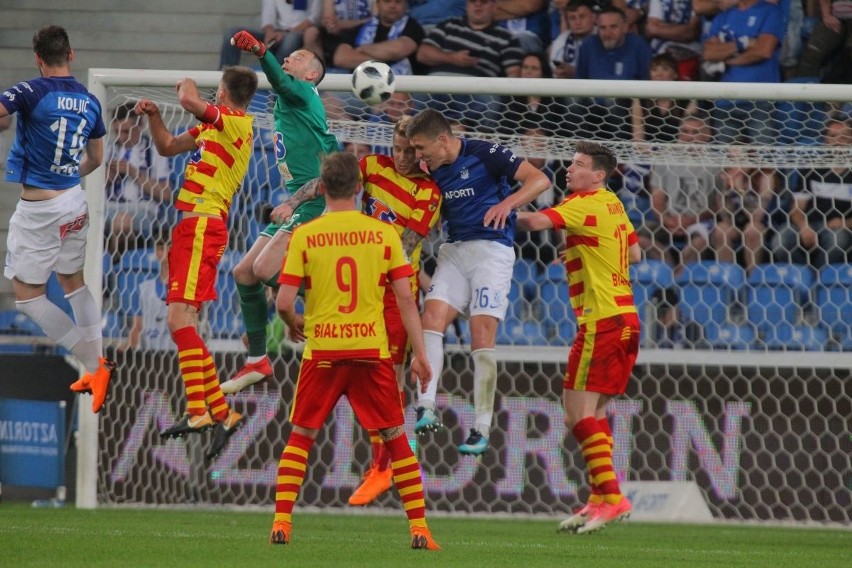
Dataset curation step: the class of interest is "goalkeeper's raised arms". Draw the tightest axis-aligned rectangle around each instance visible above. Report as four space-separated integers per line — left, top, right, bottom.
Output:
230 30 266 57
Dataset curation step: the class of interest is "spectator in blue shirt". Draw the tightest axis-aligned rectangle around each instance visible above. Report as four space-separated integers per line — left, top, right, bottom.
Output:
576 6 653 80
702 0 785 144
494 0 553 52
416 0 524 130
409 0 467 25
575 6 652 139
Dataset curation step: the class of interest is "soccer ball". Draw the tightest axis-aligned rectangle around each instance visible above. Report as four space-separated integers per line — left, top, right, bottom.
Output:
351 61 395 106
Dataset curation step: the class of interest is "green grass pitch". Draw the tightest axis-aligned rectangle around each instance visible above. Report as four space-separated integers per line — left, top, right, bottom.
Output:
1 502 849 568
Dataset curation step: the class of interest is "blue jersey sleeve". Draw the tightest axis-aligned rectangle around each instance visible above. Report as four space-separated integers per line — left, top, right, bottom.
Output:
470 140 522 182
0 81 34 115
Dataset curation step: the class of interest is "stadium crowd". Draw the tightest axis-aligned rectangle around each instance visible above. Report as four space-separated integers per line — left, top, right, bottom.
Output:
81 0 851 352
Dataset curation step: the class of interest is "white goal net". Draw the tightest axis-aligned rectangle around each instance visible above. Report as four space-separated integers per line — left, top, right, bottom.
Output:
65 70 852 524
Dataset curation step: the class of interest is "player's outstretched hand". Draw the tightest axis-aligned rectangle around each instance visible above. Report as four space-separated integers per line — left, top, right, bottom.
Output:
231 30 266 57
410 355 432 394
134 99 159 116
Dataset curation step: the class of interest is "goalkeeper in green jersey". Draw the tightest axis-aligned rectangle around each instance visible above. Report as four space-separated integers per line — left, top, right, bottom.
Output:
221 32 339 394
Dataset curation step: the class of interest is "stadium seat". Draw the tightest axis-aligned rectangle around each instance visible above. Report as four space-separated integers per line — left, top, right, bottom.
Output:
551 319 578 347
540 263 567 284
207 269 244 339
507 258 539 320
538 280 572 336
245 147 282 204
630 260 675 343
248 89 275 124
207 310 245 339
776 84 827 146
0 343 36 354
444 317 471 345
115 270 157 317
117 247 159 273
676 261 746 339
0 309 39 336
746 263 814 330
46 273 73 317
761 323 829 351
513 258 540 300
702 322 756 351
217 250 242 276
103 251 115 278
497 317 549 346
505 281 523 320
616 186 652 228
102 310 127 339
536 263 573 336
169 151 190 189
816 264 852 349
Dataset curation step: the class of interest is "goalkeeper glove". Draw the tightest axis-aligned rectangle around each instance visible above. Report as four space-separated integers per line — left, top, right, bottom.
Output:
230 31 266 57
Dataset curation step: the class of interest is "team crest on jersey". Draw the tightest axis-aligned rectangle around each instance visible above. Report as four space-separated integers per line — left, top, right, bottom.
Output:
460 168 469 180
365 196 397 223
273 131 294 181
273 131 287 160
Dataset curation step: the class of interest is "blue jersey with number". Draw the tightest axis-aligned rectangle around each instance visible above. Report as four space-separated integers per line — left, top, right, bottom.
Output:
429 138 521 247
1 76 106 189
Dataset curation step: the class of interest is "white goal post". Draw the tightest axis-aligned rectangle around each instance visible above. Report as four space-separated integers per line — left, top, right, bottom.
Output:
81 69 852 525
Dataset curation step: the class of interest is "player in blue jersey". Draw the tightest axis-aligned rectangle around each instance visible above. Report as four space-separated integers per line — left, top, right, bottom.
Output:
0 25 114 413
406 108 551 455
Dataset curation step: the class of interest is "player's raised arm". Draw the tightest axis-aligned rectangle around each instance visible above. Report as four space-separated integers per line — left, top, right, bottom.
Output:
231 30 315 104
483 160 551 229
231 30 268 57
176 78 213 120
134 99 197 157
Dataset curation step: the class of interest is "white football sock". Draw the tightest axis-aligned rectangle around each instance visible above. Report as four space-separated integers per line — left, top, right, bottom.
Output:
472 348 497 436
417 330 444 409
65 285 103 372
16 295 97 372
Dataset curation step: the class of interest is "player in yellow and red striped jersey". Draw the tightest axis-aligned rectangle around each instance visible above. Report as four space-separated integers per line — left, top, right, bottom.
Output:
516 140 641 535
134 66 258 461
271 152 439 550
348 117 442 506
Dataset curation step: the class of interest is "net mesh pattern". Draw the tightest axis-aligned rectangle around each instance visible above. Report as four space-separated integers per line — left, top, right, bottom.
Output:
5 75 850 524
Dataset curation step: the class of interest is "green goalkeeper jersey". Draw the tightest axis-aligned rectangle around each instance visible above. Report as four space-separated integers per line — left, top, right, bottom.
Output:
259 52 339 193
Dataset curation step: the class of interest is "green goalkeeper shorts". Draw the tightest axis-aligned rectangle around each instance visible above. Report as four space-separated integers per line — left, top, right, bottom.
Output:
260 195 327 238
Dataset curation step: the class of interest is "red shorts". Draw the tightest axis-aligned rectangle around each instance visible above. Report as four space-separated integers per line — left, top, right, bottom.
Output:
167 216 228 308
383 287 413 365
564 313 640 395
289 357 403 429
